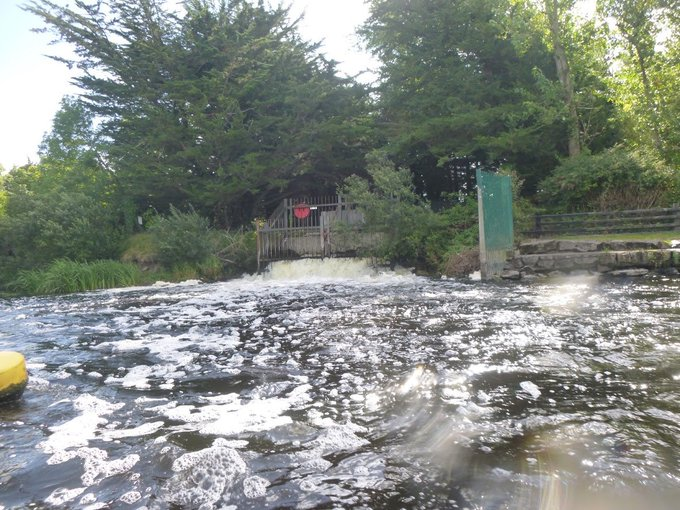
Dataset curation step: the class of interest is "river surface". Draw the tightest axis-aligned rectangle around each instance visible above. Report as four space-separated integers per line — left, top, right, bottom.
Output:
1 259 679 509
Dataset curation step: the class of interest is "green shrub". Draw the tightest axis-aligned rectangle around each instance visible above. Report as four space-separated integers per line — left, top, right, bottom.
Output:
213 229 258 277
120 233 159 267
339 150 439 267
422 196 479 271
197 255 223 281
537 147 679 212
12 259 141 295
147 206 213 268
0 190 127 271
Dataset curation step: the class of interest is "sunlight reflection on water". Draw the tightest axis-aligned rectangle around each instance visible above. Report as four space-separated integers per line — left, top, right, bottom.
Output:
0 268 679 508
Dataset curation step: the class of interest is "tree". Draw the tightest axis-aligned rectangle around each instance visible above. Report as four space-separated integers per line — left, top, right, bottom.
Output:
24 0 374 227
360 0 572 195
0 100 128 278
508 0 623 157
598 0 680 164
542 0 581 156
340 150 438 265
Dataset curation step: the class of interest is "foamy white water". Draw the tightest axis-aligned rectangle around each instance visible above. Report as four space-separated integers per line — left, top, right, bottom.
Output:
262 257 390 280
1 266 680 509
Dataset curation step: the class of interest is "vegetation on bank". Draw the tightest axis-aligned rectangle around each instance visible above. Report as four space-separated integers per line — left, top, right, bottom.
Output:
1 0 678 294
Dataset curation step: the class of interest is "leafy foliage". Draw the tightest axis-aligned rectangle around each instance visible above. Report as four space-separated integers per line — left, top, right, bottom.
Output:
340 151 439 266
537 146 679 211
0 98 129 288
598 0 680 165
25 0 373 226
4 0 676 290
147 206 213 268
0 167 127 270
214 229 258 278
361 0 569 193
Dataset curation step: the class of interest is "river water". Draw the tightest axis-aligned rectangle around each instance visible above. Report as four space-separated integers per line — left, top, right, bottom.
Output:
1 259 679 509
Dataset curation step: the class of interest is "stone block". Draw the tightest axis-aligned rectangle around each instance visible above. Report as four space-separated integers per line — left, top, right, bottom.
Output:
519 240 558 255
556 240 601 252
534 254 555 270
615 251 647 267
501 269 522 280
609 268 649 277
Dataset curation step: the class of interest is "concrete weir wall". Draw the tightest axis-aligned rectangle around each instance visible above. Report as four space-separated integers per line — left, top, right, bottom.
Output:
502 239 680 280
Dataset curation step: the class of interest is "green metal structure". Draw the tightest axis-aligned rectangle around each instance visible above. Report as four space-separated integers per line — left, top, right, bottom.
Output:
476 169 514 279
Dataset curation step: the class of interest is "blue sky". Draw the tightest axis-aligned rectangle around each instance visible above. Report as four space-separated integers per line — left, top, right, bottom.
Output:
0 0 375 171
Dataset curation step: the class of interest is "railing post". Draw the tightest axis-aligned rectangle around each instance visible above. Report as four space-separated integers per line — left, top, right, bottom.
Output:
256 221 262 274
535 215 542 238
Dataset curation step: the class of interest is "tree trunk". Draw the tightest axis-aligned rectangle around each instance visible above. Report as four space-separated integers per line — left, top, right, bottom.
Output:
632 42 663 150
544 0 581 157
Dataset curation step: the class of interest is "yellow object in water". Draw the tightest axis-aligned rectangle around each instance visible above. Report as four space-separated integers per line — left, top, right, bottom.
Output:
0 351 28 402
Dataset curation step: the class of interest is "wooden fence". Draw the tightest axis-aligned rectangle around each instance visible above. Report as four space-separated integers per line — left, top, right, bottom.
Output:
528 207 680 238
256 196 366 268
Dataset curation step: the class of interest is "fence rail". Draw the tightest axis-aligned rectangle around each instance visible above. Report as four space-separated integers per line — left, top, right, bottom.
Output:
528 207 680 238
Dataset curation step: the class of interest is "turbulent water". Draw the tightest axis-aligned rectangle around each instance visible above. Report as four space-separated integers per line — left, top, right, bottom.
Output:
1 259 679 509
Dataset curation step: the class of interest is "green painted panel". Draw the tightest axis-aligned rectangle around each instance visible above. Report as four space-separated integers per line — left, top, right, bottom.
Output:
477 170 514 278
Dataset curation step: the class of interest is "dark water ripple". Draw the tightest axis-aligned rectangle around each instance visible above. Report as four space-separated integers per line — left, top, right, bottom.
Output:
1 267 679 509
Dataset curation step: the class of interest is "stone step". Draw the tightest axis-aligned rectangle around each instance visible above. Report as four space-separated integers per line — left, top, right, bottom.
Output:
512 248 680 273
518 239 671 255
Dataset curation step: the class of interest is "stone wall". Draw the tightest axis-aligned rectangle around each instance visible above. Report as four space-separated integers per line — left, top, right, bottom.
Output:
502 239 680 279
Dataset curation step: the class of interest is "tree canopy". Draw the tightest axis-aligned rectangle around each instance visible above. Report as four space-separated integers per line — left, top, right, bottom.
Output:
24 0 374 226
0 0 676 283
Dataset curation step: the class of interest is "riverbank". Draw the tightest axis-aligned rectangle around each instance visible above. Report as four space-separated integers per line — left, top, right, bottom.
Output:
502 237 680 280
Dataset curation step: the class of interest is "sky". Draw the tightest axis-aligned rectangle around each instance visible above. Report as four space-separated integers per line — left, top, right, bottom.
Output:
0 0 376 171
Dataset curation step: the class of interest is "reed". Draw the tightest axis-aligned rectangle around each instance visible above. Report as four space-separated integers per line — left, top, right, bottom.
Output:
12 259 142 295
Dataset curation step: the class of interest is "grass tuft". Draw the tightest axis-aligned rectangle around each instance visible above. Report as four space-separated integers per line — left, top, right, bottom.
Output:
12 259 142 295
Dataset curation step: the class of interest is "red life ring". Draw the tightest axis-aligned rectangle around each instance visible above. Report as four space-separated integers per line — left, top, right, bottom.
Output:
293 203 311 219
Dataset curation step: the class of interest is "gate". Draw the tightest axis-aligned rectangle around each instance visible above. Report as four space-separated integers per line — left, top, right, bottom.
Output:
256 196 364 269
476 170 514 279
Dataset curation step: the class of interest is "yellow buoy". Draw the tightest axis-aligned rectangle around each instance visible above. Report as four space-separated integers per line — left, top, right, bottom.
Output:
0 351 28 402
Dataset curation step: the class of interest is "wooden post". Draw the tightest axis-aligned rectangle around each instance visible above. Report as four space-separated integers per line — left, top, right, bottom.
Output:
256 221 261 274
320 213 325 258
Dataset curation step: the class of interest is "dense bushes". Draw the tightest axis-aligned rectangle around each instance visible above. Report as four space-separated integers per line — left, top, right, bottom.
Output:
340 151 481 273
1 202 258 295
340 151 441 268
0 187 128 271
122 208 258 282
537 147 680 212
147 206 213 268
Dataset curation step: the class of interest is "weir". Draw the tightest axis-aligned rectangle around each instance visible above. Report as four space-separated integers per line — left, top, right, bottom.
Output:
262 258 379 280
256 196 370 269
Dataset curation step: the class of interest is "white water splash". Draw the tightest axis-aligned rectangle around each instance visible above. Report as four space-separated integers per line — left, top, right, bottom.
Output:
263 258 386 280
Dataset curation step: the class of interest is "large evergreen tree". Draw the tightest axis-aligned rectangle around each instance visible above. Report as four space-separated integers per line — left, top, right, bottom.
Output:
25 0 374 226
360 0 573 195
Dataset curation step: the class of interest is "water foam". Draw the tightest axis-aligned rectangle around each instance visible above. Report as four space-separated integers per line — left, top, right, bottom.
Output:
166 446 247 508
263 258 383 280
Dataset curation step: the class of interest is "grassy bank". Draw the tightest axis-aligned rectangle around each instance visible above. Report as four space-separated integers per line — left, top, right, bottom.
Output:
11 259 142 295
